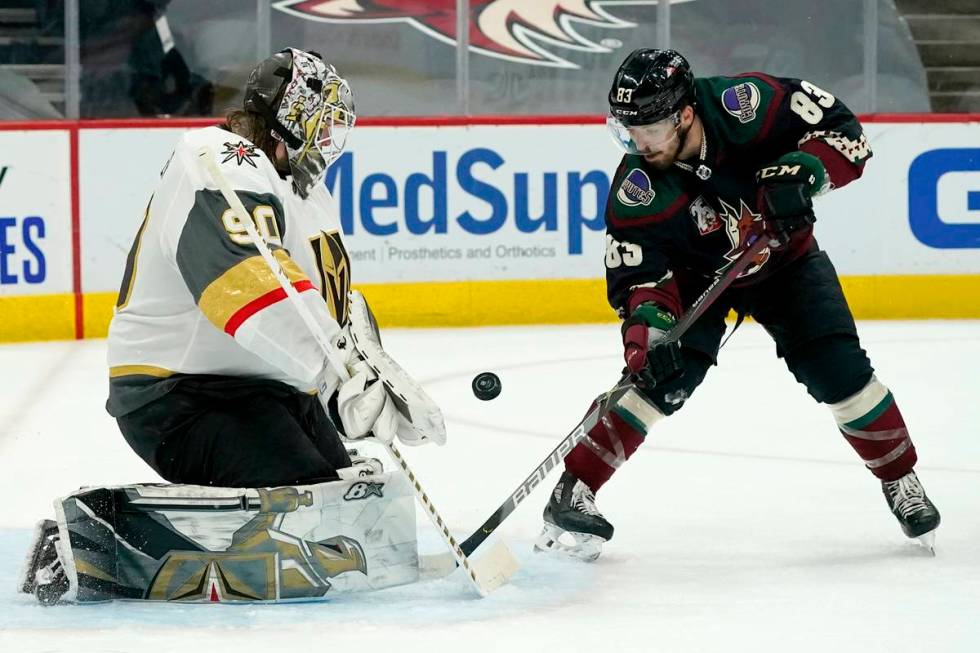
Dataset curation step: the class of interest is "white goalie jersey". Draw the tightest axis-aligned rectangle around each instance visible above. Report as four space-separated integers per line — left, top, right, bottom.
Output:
106 126 352 417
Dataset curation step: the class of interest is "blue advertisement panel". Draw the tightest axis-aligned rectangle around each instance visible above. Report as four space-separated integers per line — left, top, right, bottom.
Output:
0 130 71 297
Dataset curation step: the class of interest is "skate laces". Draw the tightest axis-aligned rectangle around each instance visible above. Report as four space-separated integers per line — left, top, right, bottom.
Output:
571 482 602 517
886 474 928 518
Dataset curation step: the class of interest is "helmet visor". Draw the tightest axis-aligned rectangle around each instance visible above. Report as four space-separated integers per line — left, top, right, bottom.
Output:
607 111 680 154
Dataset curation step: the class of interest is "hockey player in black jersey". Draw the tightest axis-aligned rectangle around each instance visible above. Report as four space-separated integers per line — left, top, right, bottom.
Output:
537 49 940 561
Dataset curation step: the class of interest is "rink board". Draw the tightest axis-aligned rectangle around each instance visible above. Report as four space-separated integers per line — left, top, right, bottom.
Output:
1 116 979 341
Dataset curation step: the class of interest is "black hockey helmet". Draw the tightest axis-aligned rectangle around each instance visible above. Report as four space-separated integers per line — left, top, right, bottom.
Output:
608 48 695 127
243 48 355 197
244 50 302 148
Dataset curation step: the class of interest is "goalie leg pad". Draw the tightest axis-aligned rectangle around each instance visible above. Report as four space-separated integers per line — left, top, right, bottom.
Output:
32 473 419 603
19 519 67 603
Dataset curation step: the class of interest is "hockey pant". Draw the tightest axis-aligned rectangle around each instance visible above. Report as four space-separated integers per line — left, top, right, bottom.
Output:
115 376 351 488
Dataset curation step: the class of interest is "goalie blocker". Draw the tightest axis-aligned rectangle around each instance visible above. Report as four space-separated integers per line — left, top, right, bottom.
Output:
323 290 446 448
20 473 420 604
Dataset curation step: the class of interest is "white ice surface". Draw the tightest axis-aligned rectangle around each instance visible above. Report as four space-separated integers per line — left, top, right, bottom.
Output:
0 321 978 652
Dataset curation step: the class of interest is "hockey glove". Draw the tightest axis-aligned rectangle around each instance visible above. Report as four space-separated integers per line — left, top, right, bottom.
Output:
622 303 683 388
756 152 825 247
316 292 447 447
316 331 400 444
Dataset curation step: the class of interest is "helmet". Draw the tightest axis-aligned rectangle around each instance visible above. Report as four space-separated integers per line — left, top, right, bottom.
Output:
606 49 695 155
607 48 695 126
244 48 355 198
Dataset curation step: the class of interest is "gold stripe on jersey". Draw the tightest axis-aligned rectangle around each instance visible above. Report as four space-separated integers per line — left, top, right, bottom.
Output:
116 199 153 311
198 250 310 332
109 364 175 378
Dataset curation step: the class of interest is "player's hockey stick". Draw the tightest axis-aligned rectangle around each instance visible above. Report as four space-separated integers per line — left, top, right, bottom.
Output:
458 232 773 556
196 146 516 597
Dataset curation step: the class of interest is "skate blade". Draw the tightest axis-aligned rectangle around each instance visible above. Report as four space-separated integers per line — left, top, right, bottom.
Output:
533 523 605 562
914 530 937 556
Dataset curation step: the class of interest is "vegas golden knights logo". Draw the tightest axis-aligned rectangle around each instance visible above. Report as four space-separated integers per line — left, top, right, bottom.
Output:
309 230 351 325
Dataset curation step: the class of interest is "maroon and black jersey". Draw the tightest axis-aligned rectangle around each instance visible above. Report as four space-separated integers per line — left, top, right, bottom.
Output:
605 73 871 318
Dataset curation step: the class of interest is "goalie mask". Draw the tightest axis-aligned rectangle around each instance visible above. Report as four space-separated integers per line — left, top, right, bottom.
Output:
244 48 355 198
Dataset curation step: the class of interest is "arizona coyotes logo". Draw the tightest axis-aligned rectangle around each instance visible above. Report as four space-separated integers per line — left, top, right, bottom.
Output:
274 0 691 69
717 198 769 278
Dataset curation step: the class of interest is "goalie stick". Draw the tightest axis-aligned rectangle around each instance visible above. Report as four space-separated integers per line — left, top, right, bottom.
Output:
458 232 773 556
196 146 517 597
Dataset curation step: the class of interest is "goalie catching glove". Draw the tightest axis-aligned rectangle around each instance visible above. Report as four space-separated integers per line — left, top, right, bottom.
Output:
316 291 447 446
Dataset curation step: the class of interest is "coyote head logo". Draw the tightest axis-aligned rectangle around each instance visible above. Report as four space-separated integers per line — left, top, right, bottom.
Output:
274 0 684 69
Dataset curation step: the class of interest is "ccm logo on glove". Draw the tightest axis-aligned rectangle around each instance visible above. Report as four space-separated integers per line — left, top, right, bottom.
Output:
756 163 814 184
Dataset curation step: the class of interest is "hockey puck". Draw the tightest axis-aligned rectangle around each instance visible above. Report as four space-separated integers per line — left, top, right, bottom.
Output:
472 372 502 401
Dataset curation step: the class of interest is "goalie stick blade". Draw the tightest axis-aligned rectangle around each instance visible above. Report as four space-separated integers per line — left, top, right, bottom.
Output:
471 539 520 593
417 540 520 593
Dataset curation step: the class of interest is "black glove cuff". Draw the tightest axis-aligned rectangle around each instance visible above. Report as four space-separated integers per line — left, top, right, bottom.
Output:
761 182 813 219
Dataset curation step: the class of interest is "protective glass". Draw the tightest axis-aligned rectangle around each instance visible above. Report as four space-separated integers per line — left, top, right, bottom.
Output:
606 111 680 154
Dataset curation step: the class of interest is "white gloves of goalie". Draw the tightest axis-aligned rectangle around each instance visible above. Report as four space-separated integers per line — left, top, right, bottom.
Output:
316 291 446 447
334 355 399 442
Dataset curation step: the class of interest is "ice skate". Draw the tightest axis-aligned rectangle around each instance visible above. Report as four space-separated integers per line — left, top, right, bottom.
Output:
534 472 613 562
20 519 68 604
882 470 940 554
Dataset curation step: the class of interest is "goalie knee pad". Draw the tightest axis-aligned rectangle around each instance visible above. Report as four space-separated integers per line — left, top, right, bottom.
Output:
830 376 917 481
565 385 664 492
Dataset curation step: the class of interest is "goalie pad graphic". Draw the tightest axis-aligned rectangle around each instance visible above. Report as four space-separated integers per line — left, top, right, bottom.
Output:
39 473 418 603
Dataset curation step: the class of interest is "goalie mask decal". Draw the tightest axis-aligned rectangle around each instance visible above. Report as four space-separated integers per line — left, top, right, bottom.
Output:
273 0 694 69
274 49 355 198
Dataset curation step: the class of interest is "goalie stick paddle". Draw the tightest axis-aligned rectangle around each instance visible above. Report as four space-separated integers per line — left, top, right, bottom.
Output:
196 146 517 597
458 232 773 556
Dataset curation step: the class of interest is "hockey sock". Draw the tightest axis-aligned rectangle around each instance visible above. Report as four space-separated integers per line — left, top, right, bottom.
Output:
565 387 664 492
829 376 917 482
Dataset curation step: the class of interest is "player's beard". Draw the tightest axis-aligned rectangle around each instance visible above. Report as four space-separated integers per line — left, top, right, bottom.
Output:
642 127 685 170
